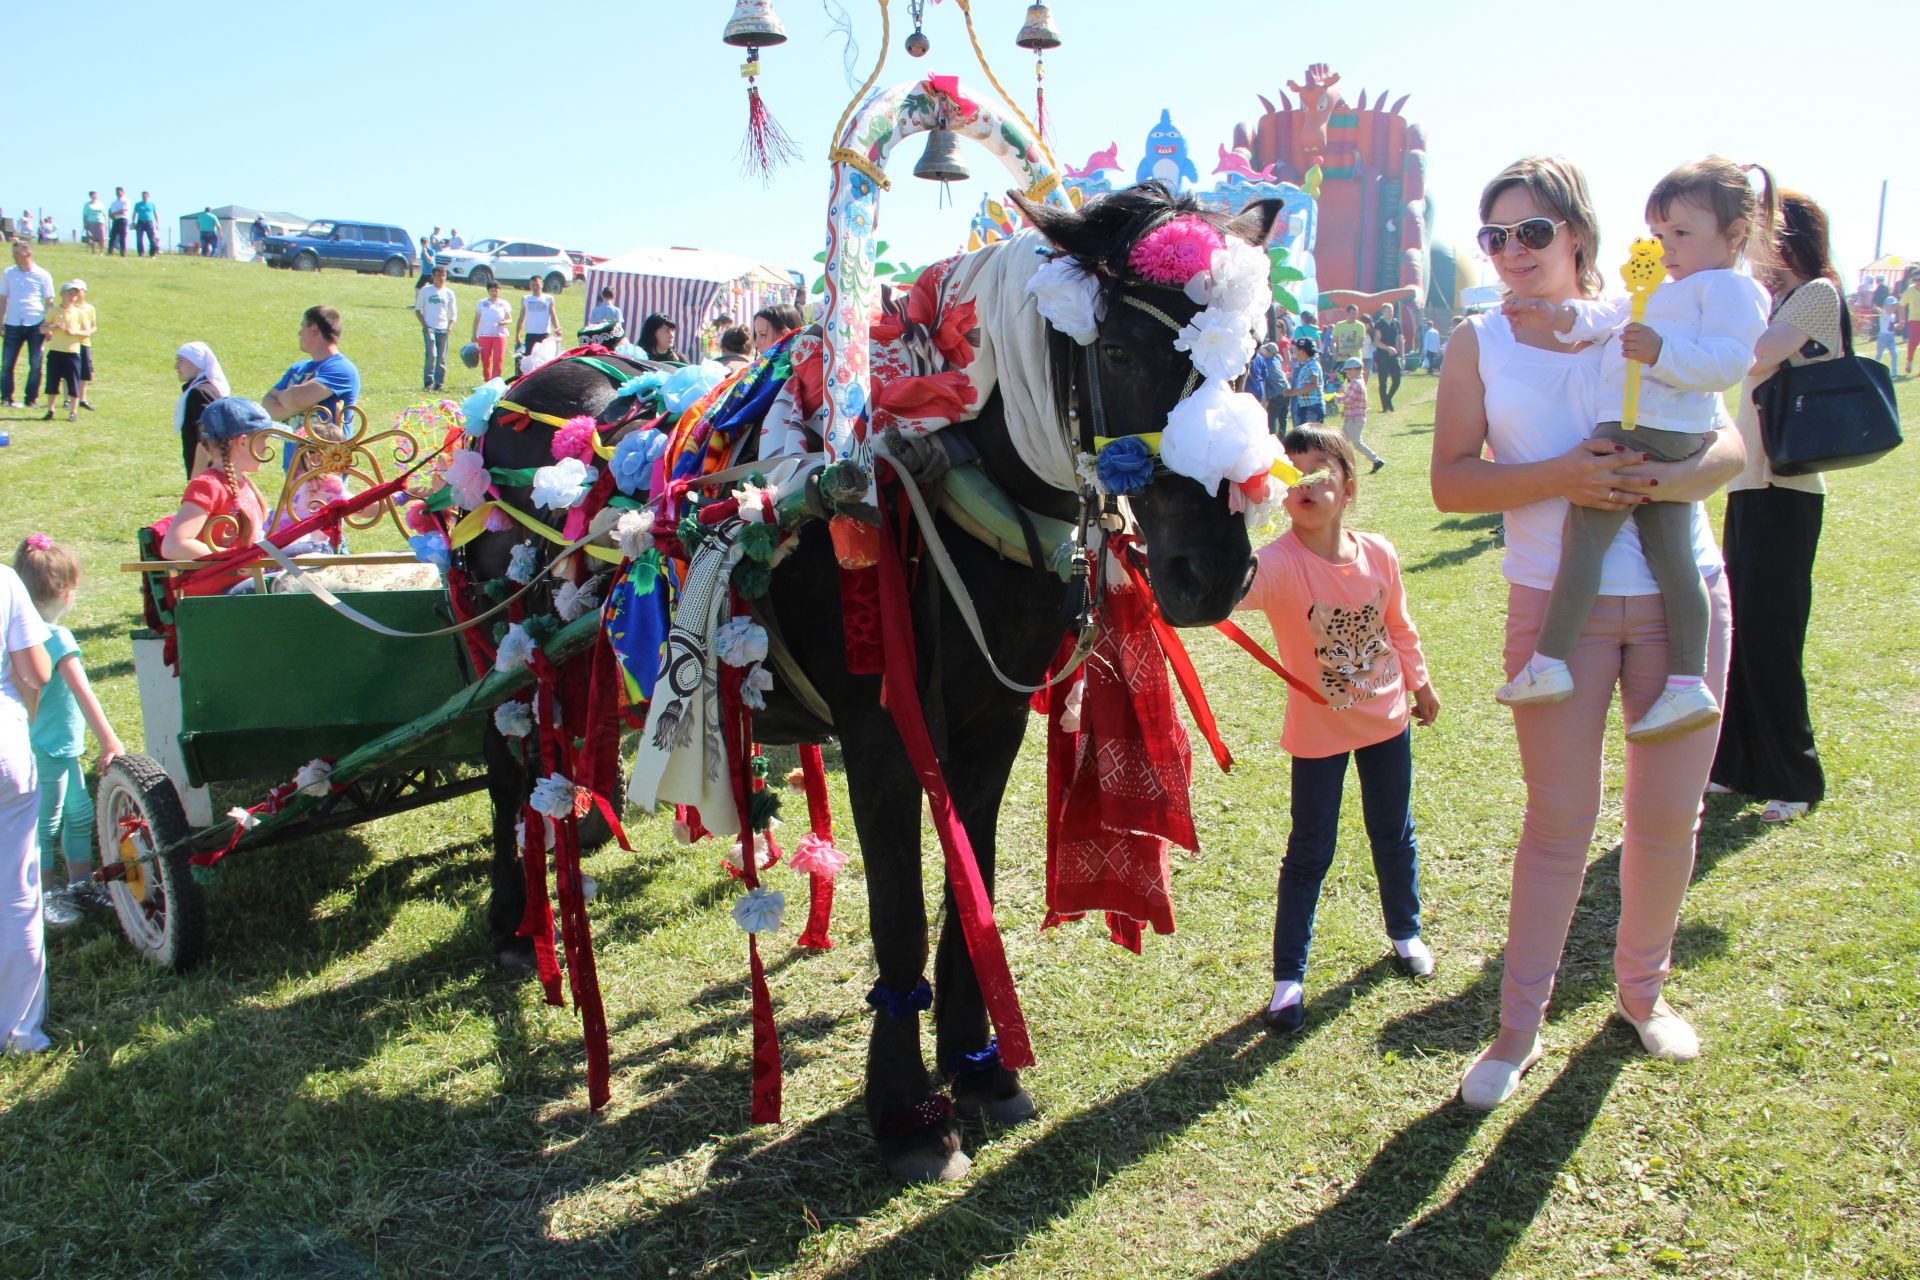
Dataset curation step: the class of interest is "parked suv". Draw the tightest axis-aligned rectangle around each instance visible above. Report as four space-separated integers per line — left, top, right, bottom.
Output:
259 220 417 275
434 238 571 291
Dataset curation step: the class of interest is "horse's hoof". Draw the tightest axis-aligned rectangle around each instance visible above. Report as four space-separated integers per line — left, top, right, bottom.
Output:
954 1086 1038 1128
887 1145 972 1184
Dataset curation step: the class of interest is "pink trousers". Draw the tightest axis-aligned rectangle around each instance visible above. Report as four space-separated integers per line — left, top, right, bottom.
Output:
1498 573 1731 1034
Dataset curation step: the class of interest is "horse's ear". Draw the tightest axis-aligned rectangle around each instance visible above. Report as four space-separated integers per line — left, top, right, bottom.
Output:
1225 198 1285 247
1008 190 1106 263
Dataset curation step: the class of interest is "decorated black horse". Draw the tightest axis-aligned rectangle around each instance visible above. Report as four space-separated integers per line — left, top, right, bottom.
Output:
460 183 1280 1181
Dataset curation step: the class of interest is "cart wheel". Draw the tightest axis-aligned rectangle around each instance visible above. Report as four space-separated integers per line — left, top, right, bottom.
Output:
95 755 207 972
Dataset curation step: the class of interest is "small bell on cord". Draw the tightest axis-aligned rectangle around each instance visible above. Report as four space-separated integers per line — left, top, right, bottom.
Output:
721 0 788 47
1015 4 1062 49
914 124 969 207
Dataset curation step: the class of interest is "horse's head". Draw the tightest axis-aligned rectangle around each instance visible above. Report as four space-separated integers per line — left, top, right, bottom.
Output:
1012 183 1283 626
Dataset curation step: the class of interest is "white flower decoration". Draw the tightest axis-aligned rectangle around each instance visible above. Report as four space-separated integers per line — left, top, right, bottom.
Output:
292 758 333 797
505 542 537 585
531 457 598 512
1161 380 1275 494
493 699 533 737
714 616 769 668
614 509 656 561
530 772 588 820
1026 255 1105 344
1186 241 1272 333
1173 309 1258 383
442 448 490 511
740 663 774 710
736 480 771 523
495 623 535 673
555 577 601 622
723 830 776 873
731 886 786 934
226 806 260 831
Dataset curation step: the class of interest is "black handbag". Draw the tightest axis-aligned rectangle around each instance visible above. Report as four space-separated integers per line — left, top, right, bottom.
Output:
1752 290 1902 476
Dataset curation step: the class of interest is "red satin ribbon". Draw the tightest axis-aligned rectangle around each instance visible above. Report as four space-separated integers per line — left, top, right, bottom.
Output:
871 529 1034 1069
1214 619 1329 705
796 743 836 951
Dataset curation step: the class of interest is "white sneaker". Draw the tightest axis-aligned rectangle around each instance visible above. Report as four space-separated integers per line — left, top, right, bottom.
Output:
1625 685 1721 744
1495 663 1574 707
1615 994 1700 1063
42 890 82 929
1392 936 1435 978
1459 1036 1544 1111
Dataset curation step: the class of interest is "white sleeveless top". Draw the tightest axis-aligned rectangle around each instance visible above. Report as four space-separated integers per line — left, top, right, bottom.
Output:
1473 311 1720 595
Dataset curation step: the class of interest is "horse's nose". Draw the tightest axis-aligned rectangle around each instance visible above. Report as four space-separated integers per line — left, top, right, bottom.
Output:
1152 552 1242 627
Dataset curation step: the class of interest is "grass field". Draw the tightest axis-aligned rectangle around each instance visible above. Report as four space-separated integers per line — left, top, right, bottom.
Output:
2 242 1917 1279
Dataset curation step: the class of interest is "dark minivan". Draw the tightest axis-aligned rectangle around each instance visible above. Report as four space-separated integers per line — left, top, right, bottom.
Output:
259 220 418 275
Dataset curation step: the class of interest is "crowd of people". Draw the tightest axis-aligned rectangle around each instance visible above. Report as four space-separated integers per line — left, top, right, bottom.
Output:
0 150 1871 1106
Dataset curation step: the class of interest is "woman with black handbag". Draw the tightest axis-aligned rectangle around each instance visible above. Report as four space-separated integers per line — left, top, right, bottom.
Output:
1710 190 1840 823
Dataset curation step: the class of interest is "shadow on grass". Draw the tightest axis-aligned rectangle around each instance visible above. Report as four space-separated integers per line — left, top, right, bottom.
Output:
1432 513 1502 534
1201 1027 1632 1279
1404 539 1497 575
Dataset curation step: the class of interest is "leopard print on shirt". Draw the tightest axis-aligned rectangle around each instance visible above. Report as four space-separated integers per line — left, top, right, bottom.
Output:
1307 592 1400 710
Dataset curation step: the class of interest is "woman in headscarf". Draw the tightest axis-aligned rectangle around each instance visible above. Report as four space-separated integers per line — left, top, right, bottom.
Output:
173 342 230 477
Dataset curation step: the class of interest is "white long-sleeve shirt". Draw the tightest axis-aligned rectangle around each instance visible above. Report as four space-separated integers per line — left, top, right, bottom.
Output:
1558 267 1769 433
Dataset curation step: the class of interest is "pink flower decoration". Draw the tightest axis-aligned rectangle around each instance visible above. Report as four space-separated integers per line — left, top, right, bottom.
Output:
788 833 849 879
404 499 439 535
551 416 598 463
1128 216 1226 286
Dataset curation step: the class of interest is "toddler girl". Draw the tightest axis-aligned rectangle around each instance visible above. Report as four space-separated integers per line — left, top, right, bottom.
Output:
160 398 273 595
1337 355 1385 473
1498 158 1773 743
41 281 95 422
14 536 123 927
2 561 53 1053
1235 425 1441 1031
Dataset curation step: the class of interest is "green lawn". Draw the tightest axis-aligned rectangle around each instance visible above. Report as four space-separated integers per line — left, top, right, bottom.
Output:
2 243 1917 1279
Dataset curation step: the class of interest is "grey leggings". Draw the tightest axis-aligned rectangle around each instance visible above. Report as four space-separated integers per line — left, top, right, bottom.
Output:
1535 422 1710 676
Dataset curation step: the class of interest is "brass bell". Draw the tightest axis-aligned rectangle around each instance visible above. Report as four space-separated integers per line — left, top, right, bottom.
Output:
914 127 970 185
905 29 930 56
1015 3 1061 50
722 0 788 48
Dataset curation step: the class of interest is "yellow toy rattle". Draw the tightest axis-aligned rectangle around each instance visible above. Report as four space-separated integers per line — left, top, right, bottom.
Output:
1618 237 1666 430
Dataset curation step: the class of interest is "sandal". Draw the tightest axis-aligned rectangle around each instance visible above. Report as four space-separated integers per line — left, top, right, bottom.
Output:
1759 800 1809 824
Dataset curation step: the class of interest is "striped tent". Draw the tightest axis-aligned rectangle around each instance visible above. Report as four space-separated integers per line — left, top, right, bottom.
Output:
583 246 801 358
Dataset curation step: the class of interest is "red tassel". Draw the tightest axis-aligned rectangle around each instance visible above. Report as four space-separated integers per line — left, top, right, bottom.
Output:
739 54 800 186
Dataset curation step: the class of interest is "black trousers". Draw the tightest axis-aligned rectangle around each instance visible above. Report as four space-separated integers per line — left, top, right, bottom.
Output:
1374 352 1402 410
1711 486 1825 804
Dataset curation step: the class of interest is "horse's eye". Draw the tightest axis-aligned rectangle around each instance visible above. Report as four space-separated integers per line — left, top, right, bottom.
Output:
1100 343 1133 369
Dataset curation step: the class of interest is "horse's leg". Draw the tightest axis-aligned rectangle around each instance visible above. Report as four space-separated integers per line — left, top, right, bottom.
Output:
482 723 535 976
934 709 1039 1127
838 704 971 1183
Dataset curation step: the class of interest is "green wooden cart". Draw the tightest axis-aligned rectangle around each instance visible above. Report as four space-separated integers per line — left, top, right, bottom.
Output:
94 418 594 970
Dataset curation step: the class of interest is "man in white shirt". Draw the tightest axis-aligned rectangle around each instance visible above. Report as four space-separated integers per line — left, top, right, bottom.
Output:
106 188 130 257
515 274 558 355
447 229 465 250
3 240 57 407
415 266 458 391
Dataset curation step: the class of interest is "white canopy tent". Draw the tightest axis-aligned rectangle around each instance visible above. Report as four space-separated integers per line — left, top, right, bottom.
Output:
177 205 309 260
583 246 800 357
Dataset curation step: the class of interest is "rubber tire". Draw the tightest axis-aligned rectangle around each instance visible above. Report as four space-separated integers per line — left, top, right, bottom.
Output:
469 266 494 289
544 272 567 294
382 257 408 277
95 754 207 972
292 251 319 272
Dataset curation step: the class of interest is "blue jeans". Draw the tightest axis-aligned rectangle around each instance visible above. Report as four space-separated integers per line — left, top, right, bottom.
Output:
1292 399 1324 427
422 327 450 389
1876 334 1899 367
1271 727 1422 981
135 221 158 256
1 324 46 404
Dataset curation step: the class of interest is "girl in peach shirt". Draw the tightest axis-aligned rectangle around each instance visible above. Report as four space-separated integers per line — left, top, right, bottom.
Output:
1235 424 1441 1032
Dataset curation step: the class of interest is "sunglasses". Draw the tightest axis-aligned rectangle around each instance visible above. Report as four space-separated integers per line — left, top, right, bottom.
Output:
1476 218 1566 256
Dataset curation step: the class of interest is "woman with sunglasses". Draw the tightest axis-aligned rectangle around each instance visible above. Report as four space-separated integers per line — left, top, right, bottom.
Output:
1430 156 1747 1111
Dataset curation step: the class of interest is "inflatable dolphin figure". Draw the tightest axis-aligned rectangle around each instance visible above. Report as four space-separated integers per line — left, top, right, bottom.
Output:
1135 109 1199 191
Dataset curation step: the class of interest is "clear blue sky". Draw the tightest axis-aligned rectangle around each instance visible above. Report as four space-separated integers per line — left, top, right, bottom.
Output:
13 0 1915 285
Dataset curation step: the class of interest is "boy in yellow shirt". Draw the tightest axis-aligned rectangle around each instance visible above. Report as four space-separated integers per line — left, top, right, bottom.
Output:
41 281 94 422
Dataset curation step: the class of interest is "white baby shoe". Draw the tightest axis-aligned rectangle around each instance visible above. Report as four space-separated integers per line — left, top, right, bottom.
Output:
1625 685 1721 744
